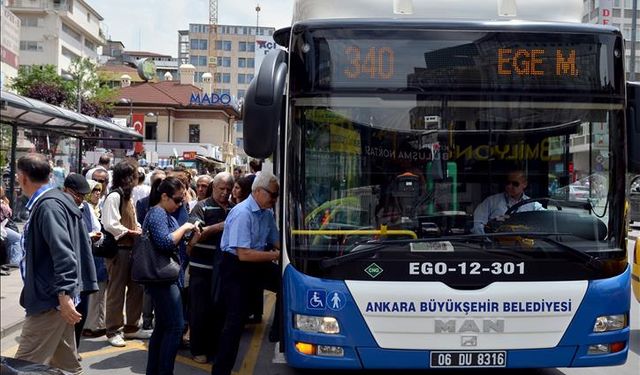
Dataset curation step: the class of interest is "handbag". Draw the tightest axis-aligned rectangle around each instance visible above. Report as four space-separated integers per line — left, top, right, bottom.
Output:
131 230 180 284
92 189 124 259
92 227 118 258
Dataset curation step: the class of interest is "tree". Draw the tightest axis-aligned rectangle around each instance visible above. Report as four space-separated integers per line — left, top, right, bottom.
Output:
67 57 118 117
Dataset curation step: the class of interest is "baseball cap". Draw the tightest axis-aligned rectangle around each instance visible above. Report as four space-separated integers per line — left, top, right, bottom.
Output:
64 173 91 194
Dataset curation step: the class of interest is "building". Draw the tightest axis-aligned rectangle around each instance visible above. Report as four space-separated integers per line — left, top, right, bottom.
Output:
99 40 180 87
112 64 240 168
1 4 21 91
178 23 278 155
5 0 105 74
583 0 640 78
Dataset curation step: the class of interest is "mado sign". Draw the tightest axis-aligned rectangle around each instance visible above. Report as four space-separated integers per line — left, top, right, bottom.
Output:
190 92 232 106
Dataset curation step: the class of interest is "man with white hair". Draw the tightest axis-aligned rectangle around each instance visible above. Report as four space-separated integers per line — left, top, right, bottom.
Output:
212 172 281 375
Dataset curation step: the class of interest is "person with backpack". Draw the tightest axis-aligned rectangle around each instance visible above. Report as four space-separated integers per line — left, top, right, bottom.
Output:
102 160 148 347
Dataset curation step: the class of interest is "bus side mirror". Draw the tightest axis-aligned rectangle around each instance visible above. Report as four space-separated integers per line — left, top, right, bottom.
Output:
627 82 640 174
243 49 287 159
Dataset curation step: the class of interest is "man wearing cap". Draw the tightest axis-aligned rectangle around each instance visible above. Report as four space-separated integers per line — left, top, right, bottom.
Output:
15 157 97 374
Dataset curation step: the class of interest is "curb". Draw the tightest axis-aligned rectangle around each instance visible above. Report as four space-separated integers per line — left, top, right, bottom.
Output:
0 318 24 340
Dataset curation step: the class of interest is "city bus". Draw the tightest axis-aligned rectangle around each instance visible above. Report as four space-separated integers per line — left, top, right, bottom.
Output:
243 0 640 369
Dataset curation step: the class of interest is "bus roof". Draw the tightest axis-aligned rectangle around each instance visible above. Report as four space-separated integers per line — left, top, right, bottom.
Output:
292 0 584 24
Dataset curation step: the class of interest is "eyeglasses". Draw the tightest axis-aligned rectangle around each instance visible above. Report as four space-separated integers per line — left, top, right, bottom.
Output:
171 195 184 205
91 189 101 194
93 179 106 184
506 180 521 188
261 187 279 199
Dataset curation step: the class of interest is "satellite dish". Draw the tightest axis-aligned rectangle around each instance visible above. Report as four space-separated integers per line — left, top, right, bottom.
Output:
137 58 157 81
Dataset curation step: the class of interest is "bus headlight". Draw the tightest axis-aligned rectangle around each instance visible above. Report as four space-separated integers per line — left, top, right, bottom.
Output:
294 314 340 334
593 314 627 332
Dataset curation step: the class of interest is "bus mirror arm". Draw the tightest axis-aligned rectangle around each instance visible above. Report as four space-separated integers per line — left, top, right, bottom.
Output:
243 49 288 159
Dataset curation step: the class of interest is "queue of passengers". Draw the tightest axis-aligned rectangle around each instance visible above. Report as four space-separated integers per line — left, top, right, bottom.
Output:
8 153 279 375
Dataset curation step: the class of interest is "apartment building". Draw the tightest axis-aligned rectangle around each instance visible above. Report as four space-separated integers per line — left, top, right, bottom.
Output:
583 0 640 78
5 0 105 74
1 4 21 91
178 23 277 156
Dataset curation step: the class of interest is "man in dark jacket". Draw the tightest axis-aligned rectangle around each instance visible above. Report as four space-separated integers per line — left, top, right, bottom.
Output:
14 154 98 374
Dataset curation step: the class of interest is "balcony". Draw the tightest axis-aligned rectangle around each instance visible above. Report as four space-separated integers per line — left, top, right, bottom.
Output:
6 0 71 11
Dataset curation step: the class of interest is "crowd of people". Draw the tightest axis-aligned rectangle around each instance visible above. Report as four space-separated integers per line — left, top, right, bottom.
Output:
2 153 279 375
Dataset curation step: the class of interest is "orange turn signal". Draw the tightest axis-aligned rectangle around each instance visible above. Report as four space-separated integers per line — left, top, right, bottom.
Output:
295 342 316 355
610 341 626 353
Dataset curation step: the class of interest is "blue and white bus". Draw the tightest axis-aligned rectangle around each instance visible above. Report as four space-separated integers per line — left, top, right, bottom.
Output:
243 0 640 369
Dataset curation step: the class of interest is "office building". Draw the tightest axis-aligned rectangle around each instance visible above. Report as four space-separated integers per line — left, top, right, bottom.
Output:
178 23 278 156
583 0 640 78
5 0 105 74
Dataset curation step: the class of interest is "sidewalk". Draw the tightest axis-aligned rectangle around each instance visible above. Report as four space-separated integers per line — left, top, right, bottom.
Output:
0 268 25 339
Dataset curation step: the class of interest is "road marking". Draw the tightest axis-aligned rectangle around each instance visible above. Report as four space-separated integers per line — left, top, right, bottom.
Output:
235 292 276 375
80 340 147 359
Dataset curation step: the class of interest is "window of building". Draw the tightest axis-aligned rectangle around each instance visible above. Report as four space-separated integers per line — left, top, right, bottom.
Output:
223 40 232 51
215 40 222 50
20 41 43 52
624 0 633 8
221 88 231 96
190 39 207 50
222 56 231 67
61 46 80 60
237 89 246 99
145 122 157 140
238 73 246 84
87 12 91 23
613 8 621 16
222 73 230 83
84 39 96 52
214 73 221 83
247 58 254 68
235 138 244 148
189 124 200 143
195 71 204 82
19 16 41 27
238 57 246 68
235 122 243 132
62 23 81 42
614 0 621 7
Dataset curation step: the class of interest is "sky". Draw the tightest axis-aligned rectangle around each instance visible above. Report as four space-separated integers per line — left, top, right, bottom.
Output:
92 0 294 55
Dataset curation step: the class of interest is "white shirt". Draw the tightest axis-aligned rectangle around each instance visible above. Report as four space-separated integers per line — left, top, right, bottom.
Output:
132 185 151 206
472 192 543 234
102 192 140 240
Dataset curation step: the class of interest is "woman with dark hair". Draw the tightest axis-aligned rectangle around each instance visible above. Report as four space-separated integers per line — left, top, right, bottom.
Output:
102 160 147 347
144 176 200 375
230 175 255 206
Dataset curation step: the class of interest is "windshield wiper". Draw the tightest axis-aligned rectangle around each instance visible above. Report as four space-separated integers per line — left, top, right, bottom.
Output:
320 232 602 270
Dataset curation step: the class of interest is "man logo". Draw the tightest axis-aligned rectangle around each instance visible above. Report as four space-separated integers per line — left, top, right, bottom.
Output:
461 336 478 347
434 319 505 333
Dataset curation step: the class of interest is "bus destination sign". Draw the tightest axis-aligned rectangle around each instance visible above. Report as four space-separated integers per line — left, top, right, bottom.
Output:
311 31 617 92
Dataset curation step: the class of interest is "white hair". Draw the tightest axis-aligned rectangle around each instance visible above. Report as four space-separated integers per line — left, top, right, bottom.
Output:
251 171 278 192
197 174 213 183
212 171 233 186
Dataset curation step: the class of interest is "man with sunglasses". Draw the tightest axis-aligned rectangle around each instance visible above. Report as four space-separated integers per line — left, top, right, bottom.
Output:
472 170 543 234
212 172 281 375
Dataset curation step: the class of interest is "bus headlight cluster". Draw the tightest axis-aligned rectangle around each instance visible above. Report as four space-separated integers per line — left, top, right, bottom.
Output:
593 314 627 332
294 314 340 334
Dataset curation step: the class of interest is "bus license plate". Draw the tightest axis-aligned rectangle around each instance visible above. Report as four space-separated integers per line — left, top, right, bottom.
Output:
430 351 507 368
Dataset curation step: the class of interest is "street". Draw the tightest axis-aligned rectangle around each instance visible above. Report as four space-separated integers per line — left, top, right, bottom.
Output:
1 239 638 375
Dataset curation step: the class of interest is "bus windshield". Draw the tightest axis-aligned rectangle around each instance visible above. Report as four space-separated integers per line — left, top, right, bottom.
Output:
286 95 625 281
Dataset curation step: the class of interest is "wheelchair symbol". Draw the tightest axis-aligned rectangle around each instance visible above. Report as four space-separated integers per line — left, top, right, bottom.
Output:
306 290 326 309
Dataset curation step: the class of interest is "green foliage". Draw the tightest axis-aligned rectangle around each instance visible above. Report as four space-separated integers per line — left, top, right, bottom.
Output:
9 65 73 100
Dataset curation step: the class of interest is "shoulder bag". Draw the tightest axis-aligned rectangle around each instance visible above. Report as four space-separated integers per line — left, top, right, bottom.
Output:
92 189 123 258
131 228 180 284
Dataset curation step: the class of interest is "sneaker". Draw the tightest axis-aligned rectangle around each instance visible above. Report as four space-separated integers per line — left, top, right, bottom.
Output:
192 355 208 364
107 334 126 347
124 329 152 340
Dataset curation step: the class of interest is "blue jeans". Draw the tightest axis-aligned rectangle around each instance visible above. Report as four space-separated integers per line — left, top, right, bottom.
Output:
146 283 183 375
4 228 22 265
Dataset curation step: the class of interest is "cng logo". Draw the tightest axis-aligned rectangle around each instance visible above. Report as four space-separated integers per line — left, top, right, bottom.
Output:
364 263 383 279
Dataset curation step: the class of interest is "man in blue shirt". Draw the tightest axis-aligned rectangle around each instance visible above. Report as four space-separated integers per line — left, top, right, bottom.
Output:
212 172 280 375
472 170 544 234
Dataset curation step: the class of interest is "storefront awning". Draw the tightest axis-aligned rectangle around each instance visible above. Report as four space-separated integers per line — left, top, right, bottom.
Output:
0 90 143 140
